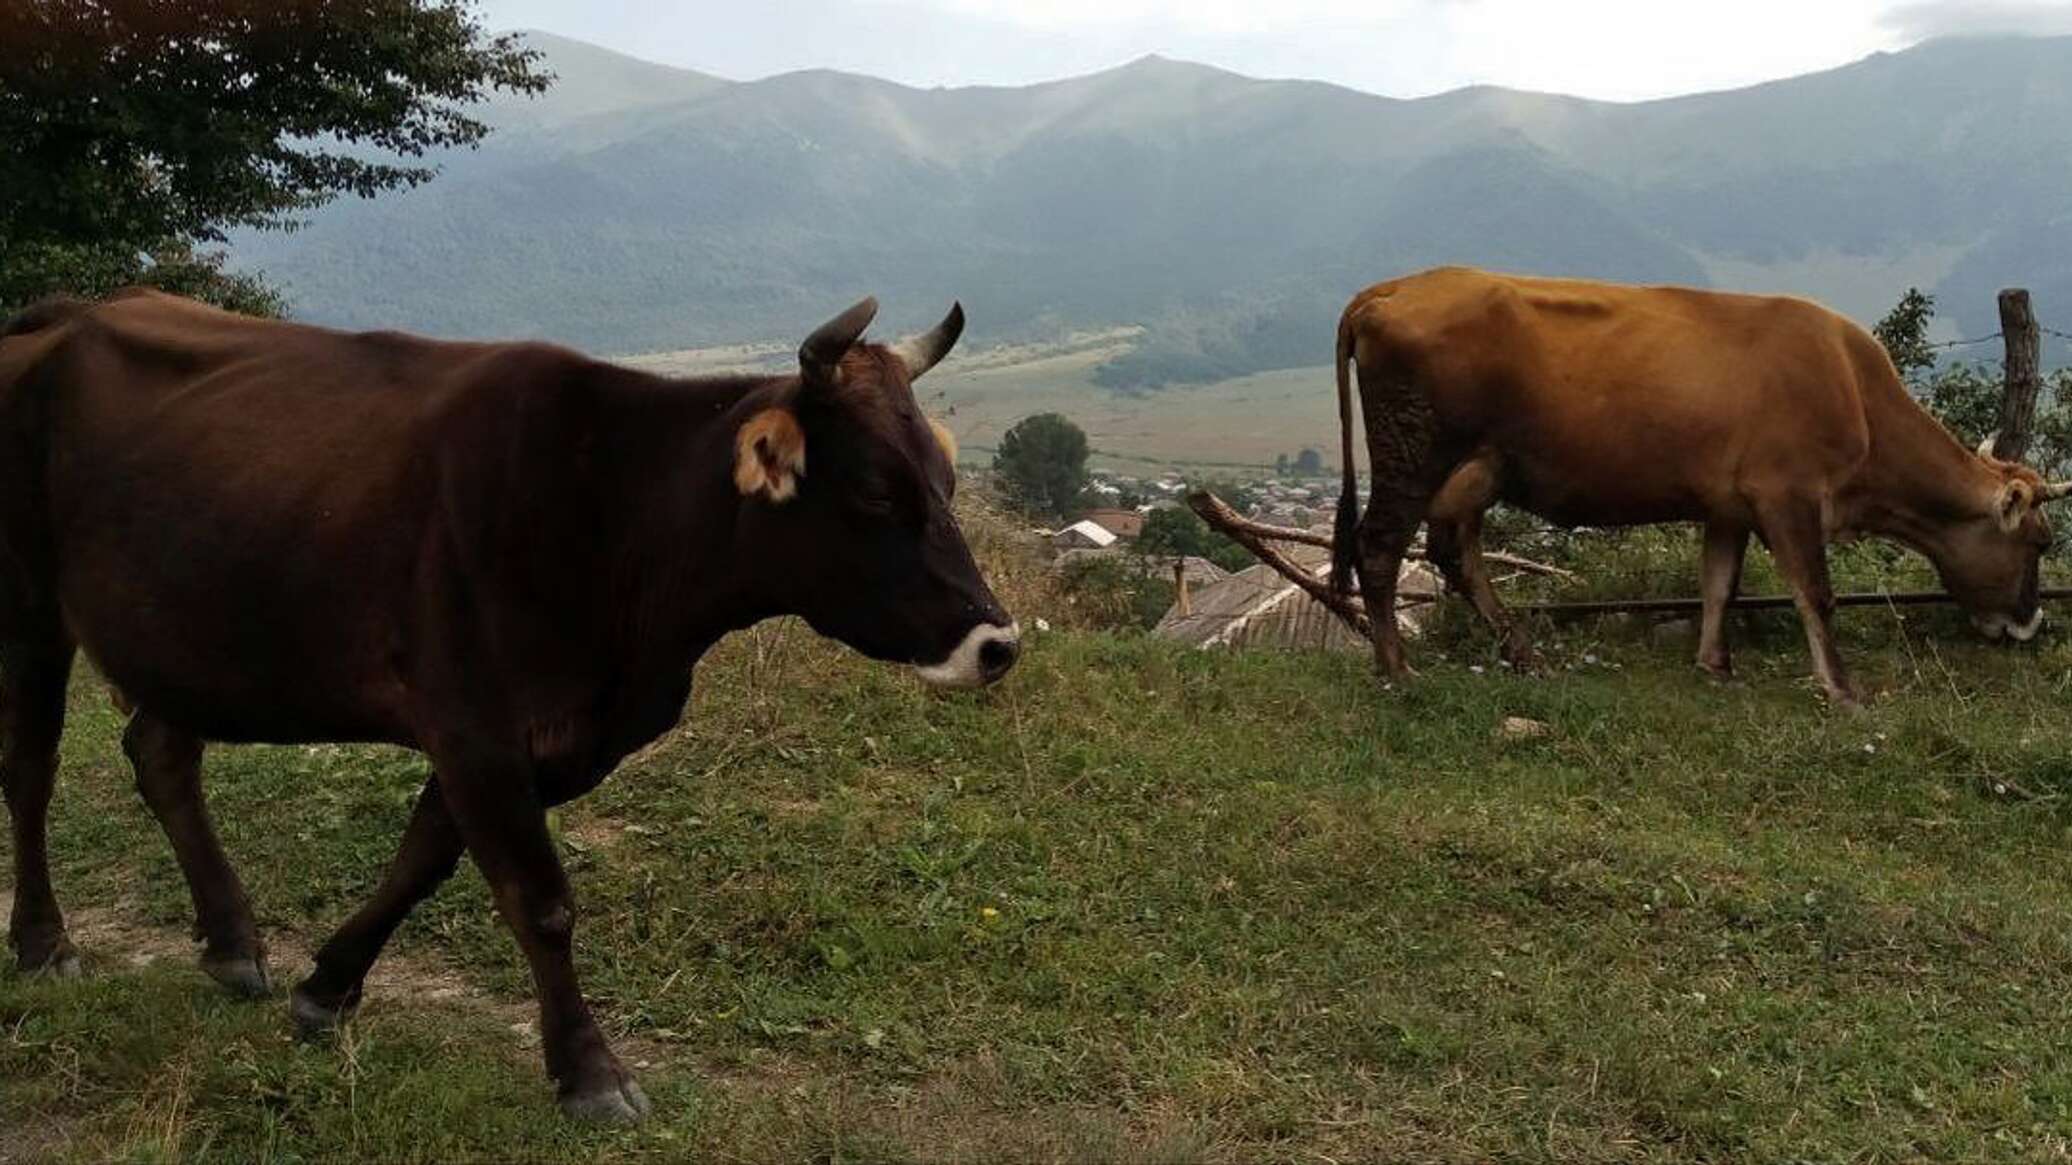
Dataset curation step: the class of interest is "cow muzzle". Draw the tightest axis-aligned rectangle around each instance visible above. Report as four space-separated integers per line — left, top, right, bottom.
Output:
1975 608 2045 643
915 622 1021 689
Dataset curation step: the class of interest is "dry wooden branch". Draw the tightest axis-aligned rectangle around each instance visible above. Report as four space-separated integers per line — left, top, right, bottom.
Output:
1480 552 1580 582
1193 497 1574 576
1191 496 1579 582
1195 508 1335 549
1188 491 1372 636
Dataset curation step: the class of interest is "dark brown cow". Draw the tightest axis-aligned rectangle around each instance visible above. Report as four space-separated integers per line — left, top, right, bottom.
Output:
0 290 1018 1122
1330 267 2068 705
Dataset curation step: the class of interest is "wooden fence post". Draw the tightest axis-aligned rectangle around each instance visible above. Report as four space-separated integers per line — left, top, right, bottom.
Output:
1993 288 2041 462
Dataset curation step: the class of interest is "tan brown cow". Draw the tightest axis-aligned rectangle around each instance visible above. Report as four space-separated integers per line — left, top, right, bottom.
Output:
1329 267 2068 706
0 290 1017 1123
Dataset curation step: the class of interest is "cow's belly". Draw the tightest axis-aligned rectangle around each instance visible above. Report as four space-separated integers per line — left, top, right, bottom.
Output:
66 608 414 745
55 532 418 746
1498 447 1718 530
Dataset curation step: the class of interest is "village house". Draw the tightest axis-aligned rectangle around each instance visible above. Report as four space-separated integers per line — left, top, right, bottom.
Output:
1078 507 1147 539
1155 542 1440 653
1050 518 1121 553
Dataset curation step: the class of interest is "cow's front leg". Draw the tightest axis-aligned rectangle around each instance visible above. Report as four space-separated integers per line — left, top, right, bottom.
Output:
1757 504 1859 707
1429 452 1536 669
432 746 647 1124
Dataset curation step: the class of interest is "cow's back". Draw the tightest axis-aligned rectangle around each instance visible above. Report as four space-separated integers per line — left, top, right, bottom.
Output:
0 292 551 742
1346 268 1877 527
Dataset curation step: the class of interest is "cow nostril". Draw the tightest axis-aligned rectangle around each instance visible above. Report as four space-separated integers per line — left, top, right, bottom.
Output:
978 635 1019 680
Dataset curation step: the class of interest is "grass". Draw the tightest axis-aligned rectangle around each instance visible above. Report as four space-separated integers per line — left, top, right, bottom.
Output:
9 582 2072 1160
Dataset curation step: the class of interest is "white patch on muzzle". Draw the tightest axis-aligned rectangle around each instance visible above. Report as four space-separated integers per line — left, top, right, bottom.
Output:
915 622 1020 689
1976 609 2046 642
2009 608 2046 642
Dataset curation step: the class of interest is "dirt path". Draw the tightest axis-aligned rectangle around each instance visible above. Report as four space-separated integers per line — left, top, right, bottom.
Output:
1 883 671 1066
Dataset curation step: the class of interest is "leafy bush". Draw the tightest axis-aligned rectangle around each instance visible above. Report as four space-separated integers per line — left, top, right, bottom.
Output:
1057 556 1176 632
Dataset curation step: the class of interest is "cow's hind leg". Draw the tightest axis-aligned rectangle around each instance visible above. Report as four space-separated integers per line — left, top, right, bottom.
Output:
1357 499 1426 678
1428 451 1536 668
291 777 464 1033
123 711 268 996
2 632 77 975
1352 359 1447 680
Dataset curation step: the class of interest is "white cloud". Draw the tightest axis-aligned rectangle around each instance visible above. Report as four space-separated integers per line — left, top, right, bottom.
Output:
891 0 1907 99
1883 0 2072 38
1432 0 1903 99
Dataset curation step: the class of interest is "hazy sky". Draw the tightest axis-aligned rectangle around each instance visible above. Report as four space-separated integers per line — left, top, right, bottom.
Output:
474 0 2072 101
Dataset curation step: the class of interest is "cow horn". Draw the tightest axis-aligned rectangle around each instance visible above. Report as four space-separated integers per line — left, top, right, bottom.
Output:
1978 433 1999 459
2043 482 2072 503
889 302 966 381
800 296 880 377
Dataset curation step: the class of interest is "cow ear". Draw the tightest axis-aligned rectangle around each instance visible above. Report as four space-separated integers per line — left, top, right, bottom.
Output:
735 408 807 502
799 297 879 388
1995 479 2035 533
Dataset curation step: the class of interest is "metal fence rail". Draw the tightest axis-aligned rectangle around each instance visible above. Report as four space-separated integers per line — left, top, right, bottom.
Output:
1518 588 2072 618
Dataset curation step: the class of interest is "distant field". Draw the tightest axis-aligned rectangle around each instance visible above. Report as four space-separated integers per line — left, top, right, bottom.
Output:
621 334 1341 474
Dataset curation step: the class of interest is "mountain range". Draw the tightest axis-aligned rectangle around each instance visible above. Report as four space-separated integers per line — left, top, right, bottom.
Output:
229 31 2072 383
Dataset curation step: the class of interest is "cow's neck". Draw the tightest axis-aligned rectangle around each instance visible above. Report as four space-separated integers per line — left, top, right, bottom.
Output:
595 368 792 663
1846 387 1993 557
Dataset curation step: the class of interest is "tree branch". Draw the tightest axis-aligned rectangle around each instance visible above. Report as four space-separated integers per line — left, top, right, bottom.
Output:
1188 491 1373 636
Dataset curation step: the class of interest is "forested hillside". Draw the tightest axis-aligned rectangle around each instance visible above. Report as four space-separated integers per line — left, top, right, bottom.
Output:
230 32 2072 382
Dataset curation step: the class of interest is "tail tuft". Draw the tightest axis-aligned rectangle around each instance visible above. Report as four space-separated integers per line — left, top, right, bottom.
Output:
1331 472 1359 595
1329 310 1361 595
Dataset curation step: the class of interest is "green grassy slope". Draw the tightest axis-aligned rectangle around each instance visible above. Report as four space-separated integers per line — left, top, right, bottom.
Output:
7 590 2072 1161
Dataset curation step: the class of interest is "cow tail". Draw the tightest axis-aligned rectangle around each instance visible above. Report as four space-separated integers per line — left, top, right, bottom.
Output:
1330 310 1361 596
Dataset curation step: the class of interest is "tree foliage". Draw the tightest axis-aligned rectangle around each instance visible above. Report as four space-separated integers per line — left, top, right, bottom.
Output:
1873 287 1939 383
993 413 1090 521
0 0 549 316
1135 507 1252 573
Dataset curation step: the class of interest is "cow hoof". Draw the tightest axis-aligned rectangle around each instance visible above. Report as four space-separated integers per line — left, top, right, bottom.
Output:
560 1078 651 1125
18 940 82 979
202 953 272 999
289 982 360 1038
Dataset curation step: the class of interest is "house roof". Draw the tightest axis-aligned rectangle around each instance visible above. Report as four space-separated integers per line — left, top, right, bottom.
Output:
1055 519 1119 548
1079 508 1147 538
1155 546 1437 653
